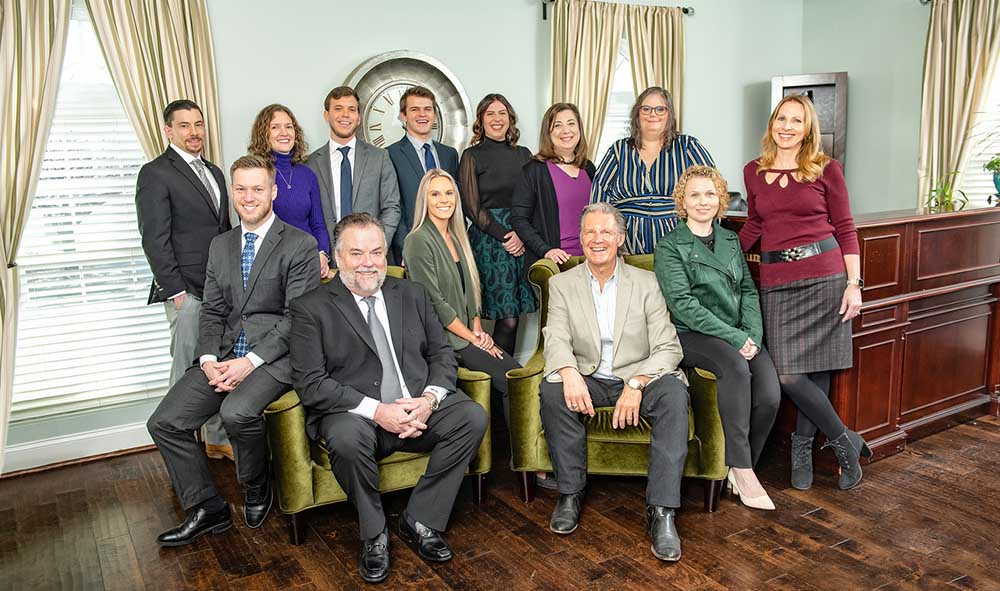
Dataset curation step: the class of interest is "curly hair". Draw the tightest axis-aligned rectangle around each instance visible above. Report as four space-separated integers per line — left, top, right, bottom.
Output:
470 93 520 147
248 104 309 164
628 86 679 151
672 165 731 220
756 94 830 183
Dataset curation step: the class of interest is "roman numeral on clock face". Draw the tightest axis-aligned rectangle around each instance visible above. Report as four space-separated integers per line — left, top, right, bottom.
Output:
368 123 382 132
372 135 386 147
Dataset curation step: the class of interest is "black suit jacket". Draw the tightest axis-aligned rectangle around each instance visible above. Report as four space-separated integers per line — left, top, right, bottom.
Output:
135 147 232 303
197 218 320 383
289 275 458 440
510 158 597 276
387 137 460 254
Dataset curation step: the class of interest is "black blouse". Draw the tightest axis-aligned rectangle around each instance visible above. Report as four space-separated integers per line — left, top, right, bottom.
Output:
459 138 533 240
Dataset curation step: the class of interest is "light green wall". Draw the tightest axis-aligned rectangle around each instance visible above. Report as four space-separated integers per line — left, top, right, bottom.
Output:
801 0 928 213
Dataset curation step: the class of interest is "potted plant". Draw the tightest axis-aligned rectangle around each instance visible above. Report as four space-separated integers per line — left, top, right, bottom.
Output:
925 171 968 212
984 154 1000 197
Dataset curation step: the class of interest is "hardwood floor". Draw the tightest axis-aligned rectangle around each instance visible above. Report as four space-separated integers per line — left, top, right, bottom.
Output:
2 416 999 590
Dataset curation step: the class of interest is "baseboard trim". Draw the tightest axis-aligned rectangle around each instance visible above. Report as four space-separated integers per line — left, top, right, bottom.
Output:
2 421 154 475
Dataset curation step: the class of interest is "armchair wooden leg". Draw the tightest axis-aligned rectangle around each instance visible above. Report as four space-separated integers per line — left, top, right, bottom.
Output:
289 512 306 545
703 479 725 513
518 471 536 503
471 474 488 505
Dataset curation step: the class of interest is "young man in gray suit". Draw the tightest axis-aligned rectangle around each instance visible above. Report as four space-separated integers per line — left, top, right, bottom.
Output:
135 99 232 385
306 86 401 260
147 155 320 546
386 86 460 264
541 203 690 562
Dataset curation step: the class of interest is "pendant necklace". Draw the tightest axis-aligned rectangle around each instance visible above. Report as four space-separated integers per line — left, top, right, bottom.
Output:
276 167 293 189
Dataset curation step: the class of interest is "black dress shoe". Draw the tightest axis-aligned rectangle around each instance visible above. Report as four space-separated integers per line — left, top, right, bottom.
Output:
549 490 585 535
398 513 453 563
243 478 272 529
359 527 391 583
646 505 681 562
156 504 232 547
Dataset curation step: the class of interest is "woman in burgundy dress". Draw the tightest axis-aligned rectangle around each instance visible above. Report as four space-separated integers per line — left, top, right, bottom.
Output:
740 94 870 491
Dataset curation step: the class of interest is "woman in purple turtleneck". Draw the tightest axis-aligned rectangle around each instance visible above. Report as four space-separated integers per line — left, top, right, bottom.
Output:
248 104 332 278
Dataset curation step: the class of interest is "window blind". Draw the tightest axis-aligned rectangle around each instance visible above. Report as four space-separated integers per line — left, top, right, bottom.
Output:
959 68 1000 209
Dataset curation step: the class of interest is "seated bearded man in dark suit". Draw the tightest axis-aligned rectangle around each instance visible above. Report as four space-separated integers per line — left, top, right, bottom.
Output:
290 212 487 584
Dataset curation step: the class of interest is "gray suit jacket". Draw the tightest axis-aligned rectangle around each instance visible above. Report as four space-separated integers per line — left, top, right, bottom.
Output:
197 218 321 384
305 139 401 248
542 260 686 384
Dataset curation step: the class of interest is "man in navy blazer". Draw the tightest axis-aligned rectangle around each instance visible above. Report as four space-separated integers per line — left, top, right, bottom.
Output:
386 86 459 264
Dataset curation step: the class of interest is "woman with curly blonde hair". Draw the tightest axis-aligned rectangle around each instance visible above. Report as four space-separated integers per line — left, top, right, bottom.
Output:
655 165 780 511
740 94 869 492
248 104 331 277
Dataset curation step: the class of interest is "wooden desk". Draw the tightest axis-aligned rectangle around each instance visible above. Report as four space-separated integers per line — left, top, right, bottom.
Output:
724 206 1000 462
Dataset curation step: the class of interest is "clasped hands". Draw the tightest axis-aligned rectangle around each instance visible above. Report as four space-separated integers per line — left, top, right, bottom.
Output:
202 358 256 393
374 395 435 439
738 337 759 361
560 369 642 430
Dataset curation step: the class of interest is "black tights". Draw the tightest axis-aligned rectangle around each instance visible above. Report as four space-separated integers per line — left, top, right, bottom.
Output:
778 371 847 440
492 316 519 358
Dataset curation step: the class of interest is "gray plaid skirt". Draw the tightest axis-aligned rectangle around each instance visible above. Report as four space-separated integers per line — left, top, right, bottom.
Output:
760 273 852 374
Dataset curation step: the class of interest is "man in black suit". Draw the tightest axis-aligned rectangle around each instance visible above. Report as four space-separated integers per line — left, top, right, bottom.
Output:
386 86 460 264
290 213 487 584
147 155 320 546
136 99 232 384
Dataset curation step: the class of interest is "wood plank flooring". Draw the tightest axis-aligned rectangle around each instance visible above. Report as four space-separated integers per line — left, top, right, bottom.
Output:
2 416 999 590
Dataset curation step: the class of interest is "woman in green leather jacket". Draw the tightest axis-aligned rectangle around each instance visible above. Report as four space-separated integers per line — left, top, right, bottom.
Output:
654 165 780 510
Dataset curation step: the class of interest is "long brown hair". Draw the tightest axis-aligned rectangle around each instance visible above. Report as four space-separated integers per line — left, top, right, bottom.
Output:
410 169 482 311
756 94 830 182
248 104 309 164
534 102 589 167
470 93 520 147
628 86 679 151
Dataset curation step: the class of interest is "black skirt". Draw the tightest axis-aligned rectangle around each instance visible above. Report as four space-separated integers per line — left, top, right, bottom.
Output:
760 273 852 374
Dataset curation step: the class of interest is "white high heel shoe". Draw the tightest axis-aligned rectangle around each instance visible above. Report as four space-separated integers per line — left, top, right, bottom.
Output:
726 469 775 511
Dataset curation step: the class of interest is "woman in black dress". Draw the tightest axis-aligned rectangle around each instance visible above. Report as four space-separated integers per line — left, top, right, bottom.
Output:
459 93 537 356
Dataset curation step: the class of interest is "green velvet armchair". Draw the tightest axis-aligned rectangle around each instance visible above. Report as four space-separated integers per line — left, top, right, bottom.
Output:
263 266 493 544
507 255 728 512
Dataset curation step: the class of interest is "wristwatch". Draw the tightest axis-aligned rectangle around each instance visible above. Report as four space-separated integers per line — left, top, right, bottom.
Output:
422 392 440 411
847 277 865 287
627 378 646 391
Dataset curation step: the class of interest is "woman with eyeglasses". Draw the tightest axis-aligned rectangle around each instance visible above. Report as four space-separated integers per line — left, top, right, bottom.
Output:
591 86 714 255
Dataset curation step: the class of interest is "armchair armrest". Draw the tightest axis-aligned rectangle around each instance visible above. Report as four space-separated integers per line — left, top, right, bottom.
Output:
263 390 316 513
457 367 492 475
507 351 546 470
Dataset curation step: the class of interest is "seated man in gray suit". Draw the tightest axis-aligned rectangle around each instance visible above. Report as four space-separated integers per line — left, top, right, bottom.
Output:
306 86 401 262
147 154 320 546
386 86 460 264
541 202 690 562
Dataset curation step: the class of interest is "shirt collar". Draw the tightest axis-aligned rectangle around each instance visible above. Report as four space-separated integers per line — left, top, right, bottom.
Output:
170 142 203 164
351 288 384 306
329 135 357 154
241 212 276 243
586 258 620 287
406 133 433 153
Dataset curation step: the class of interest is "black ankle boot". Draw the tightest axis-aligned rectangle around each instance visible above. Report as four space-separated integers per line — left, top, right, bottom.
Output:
822 430 873 490
790 434 814 490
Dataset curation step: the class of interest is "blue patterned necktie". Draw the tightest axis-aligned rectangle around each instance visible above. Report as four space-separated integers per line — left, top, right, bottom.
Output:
338 146 353 219
233 232 258 357
422 143 437 172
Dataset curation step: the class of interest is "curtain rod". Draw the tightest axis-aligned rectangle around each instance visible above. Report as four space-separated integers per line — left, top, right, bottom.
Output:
541 2 695 20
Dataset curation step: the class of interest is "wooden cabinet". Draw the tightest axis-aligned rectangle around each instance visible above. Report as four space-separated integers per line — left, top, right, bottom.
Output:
725 207 1000 463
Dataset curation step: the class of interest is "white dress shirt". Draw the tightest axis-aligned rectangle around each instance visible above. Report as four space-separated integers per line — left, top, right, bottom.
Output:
199 212 275 369
406 133 441 173
587 261 619 381
327 136 357 221
349 288 448 420
168 143 222 300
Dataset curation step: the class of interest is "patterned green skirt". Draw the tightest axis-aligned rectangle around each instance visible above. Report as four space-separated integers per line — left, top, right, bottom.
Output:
468 208 538 320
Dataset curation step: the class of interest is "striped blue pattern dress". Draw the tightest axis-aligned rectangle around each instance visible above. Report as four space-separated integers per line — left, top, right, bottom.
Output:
590 135 714 254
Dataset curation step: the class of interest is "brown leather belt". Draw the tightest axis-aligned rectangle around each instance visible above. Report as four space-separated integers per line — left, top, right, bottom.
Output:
760 236 839 264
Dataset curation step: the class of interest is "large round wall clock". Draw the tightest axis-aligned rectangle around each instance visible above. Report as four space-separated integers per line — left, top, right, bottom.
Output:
344 51 473 150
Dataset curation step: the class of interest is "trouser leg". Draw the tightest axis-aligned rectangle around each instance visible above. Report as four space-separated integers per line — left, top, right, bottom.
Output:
747 347 781 466
147 366 224 509
456 344 520 430
162 295 201 386
319 413 384 540
218 369 288 486
640 375 690 508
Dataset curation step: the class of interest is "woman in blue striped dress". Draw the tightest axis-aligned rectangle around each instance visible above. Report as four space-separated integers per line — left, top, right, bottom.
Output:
591 86 715 254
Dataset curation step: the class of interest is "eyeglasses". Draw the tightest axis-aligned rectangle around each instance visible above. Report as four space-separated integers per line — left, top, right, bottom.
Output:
639 105 668 115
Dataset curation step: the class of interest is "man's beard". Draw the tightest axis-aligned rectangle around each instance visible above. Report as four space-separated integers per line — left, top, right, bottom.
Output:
340 265 386 296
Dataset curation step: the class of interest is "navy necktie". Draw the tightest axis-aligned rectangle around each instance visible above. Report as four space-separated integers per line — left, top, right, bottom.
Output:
338 146 353 219
422 143 437 172
233 232 258 357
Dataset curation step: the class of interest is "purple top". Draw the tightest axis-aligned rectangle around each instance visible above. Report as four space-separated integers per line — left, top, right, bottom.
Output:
272 150 330 253
547 160 592 256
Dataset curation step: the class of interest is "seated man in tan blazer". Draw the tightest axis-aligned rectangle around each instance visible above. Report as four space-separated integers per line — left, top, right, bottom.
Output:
541 202 689 562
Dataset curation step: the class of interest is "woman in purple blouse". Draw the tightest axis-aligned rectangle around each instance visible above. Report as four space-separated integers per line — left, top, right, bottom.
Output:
511 102 597 274
248 104 331 278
